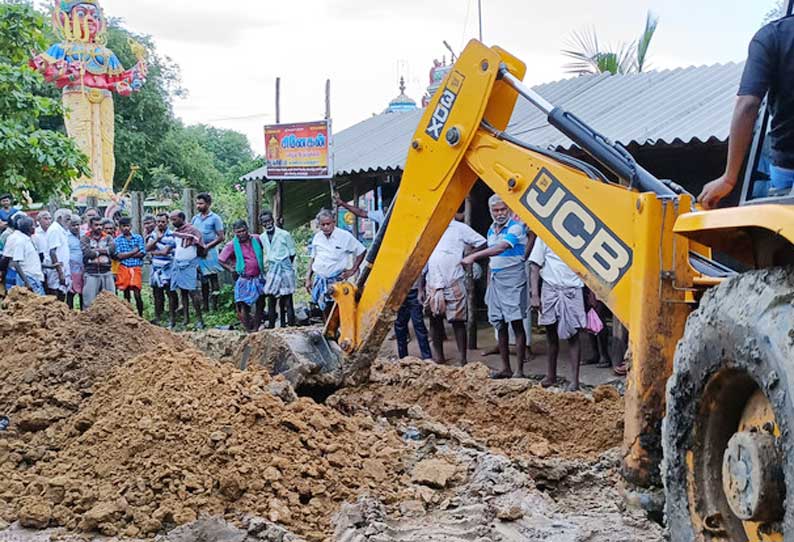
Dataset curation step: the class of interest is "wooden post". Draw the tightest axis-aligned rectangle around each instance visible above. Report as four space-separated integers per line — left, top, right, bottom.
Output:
464 195 478 349
325 80 336 216
130 191 144 235
246 180 261 234
182 188 196 222
275 77 281 123
352 183 360 239
325 79 331 120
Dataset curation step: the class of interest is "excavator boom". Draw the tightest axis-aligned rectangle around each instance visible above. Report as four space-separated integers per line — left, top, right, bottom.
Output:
324 40 699 487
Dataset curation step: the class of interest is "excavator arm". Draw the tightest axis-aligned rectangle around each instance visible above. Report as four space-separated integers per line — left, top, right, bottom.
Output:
321 40 702 488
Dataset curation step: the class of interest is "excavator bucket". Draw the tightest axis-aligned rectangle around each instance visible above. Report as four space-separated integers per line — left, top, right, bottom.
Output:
234 327 345 390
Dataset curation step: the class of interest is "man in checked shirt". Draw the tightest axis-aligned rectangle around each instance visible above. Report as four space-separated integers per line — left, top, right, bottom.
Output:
114 216 146 316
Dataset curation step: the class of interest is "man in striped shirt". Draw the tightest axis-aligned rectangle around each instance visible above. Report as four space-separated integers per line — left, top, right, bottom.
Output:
462 194 528 379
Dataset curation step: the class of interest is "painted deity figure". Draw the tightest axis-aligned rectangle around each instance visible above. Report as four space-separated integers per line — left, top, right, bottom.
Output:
30 0 147 201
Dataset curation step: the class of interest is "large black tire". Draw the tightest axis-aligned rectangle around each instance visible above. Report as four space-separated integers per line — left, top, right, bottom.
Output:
663 267 794 541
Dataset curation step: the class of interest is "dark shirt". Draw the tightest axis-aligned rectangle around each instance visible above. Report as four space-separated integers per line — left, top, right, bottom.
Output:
81 234 116 274
738 15 794 169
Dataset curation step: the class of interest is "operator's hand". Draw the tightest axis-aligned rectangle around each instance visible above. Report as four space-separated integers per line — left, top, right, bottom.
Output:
305 276 313 295
697 174 736 210
417 288 426 306
57 266 66 287
530 294 541 310
333 193 342 205
340 269 355 281
461 255 475 266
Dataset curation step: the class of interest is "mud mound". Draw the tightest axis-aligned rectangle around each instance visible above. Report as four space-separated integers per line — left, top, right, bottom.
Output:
1 347 408 539
329 359 624 459
0 291 188 435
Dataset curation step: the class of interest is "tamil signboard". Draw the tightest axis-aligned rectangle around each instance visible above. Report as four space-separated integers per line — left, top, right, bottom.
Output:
264 120 332 179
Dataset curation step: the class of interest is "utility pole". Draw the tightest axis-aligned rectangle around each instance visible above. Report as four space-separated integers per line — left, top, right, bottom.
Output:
478 0 483 42
325 79 337 218
273 77 284 226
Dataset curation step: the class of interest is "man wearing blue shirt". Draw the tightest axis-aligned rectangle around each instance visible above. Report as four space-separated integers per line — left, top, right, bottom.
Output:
0 194 19 226
699 12 794 207
462 194 528 379
191 193 225 311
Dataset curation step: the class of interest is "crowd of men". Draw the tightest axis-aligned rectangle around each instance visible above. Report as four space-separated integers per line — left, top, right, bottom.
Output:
0 193 299 333
333 193 621 391
0 188 621 390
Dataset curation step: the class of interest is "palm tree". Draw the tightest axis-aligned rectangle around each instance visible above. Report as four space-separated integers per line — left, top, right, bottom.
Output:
562 11 659 76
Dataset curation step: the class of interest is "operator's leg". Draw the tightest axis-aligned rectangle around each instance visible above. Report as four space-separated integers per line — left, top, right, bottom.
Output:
496 322 512 377
566 330 581 392
123 289 131 303
542 323 559 387
510 319 527 378
451 321 467 365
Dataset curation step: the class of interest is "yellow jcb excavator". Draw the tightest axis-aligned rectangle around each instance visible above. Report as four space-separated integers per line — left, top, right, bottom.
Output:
287 10 794 541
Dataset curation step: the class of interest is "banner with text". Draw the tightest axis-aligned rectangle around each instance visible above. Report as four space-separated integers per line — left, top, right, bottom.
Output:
264 120 332 179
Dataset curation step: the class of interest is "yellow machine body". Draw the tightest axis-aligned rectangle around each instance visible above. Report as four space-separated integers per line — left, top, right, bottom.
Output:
327 40 794 489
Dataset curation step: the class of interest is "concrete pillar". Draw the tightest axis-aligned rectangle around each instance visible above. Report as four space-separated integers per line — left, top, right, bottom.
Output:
182 189 197 222
130 191 144 235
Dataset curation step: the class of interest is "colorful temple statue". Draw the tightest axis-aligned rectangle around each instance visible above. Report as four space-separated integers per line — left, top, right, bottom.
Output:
30 0 147 201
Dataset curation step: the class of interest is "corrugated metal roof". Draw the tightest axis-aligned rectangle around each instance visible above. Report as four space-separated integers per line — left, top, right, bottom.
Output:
242 61 743 182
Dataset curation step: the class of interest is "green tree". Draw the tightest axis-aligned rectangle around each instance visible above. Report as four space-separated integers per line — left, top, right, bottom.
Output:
185 124 254 176
0 1 88 201
562 11 659 76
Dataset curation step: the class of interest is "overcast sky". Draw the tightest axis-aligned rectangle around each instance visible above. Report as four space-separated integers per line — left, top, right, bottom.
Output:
88 0 774 155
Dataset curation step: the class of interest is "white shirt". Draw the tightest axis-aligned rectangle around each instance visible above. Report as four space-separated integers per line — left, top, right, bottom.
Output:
426 220 486 289
3 230 44 282
368 209 386 226
45 222 70 271
310 227 366 278
33 226 48 257
174 242 197 261
528 238 583 288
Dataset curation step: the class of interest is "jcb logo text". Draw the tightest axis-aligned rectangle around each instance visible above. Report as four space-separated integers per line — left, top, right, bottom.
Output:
521 169 632 286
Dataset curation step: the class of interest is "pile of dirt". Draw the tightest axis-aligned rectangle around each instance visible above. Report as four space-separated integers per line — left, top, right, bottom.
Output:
0 289 188 435
329 359 625 460
1 346 409 539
